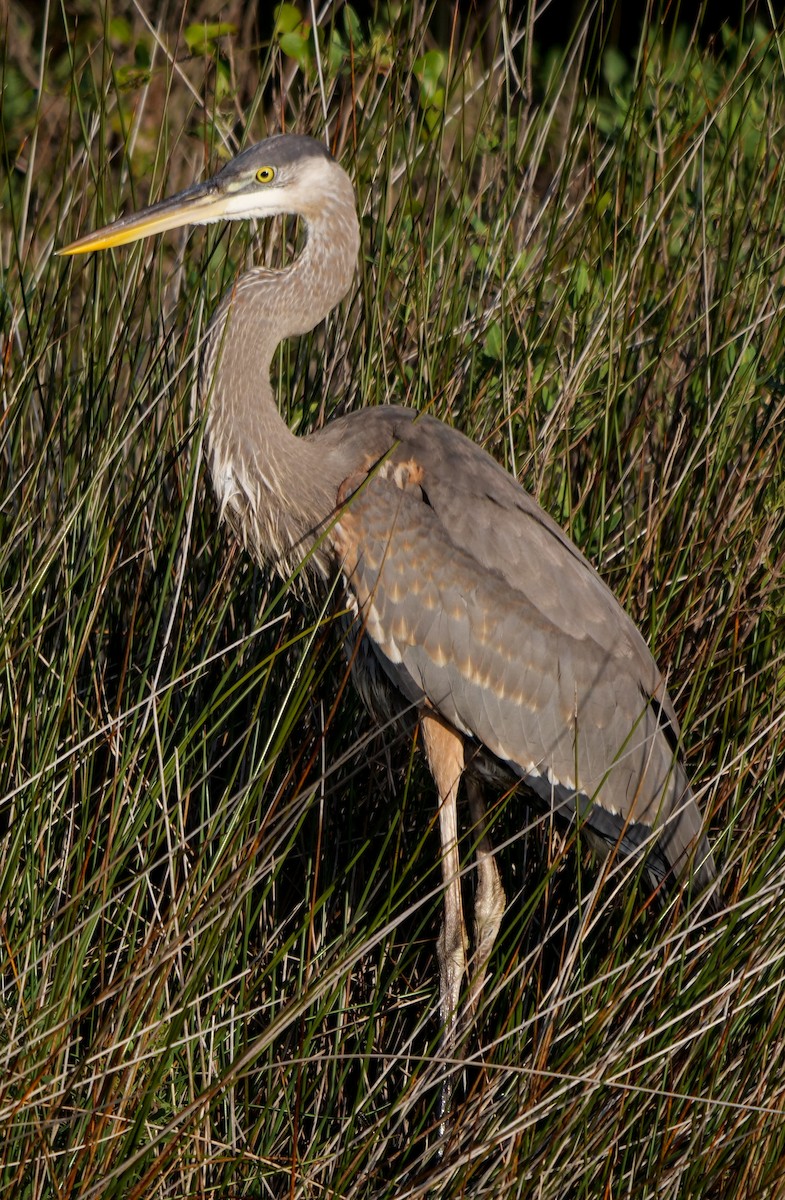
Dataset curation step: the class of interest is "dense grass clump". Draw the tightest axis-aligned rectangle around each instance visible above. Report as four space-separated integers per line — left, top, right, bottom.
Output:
1 2 784 1196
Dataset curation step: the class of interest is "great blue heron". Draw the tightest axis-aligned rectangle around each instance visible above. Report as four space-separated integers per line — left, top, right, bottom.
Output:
61 133 717 1112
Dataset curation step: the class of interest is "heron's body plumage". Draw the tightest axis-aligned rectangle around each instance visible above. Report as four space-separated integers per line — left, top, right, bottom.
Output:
311 406 715 892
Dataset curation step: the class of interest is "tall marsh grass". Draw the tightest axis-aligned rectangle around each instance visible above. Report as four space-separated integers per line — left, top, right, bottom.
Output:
2 1 784 1195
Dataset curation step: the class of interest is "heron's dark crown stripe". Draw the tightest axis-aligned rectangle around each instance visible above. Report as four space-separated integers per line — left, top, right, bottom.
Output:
228 134 334 175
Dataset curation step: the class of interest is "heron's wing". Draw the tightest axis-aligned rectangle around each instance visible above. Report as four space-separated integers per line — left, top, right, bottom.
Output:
315 405 680 732
325 431 711 885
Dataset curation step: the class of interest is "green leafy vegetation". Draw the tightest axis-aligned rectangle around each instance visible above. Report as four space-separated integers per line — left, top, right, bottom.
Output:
1 1 784 1196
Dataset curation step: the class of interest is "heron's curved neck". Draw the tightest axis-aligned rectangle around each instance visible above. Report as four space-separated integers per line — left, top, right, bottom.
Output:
201 184 359 572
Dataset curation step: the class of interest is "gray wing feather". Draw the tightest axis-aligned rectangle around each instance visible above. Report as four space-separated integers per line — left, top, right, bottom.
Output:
316 405 714 887
317 408 666 693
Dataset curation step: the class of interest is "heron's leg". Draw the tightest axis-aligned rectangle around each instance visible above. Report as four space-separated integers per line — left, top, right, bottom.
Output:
420 712 467 1120
465 776 506 1020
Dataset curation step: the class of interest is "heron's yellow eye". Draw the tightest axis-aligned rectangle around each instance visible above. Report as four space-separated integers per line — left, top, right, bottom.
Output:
255 166 275 184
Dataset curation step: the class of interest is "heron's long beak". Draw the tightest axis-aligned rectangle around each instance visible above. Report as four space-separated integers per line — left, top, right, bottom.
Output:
58 178 225 255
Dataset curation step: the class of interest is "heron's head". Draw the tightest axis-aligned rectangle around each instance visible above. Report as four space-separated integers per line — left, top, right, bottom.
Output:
59 134 355 256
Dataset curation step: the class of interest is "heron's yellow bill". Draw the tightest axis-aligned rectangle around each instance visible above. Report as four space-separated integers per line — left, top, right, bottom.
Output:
58 178 224 256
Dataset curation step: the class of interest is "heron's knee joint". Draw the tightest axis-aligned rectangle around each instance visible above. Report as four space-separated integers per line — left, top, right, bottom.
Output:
437 919 468 969
475 866 506 932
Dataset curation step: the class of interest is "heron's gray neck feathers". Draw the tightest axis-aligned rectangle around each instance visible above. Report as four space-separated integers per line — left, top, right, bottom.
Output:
201 177 359 574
